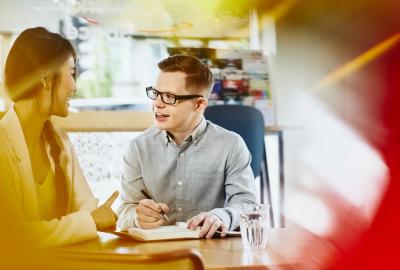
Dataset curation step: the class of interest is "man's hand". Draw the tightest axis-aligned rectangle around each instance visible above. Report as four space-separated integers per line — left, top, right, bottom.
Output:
91 191 119 231
187 212 228 239
136 199 169 228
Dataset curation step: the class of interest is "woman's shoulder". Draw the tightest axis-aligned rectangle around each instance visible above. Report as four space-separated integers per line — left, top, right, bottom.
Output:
47 121 74 153
0 116 13 149
0 122 15 164
51 123 69 140
0 111 10 134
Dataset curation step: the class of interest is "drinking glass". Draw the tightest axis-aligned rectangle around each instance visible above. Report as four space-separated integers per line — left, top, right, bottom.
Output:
240 203 270 249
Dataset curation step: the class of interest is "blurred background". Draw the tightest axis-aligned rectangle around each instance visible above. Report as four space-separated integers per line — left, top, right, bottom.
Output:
1 0 400 269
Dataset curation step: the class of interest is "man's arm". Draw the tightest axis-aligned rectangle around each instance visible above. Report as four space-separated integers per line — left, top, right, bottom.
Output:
117 141 169 230
187 134 257 237
117 141 146 230
211 134 257 229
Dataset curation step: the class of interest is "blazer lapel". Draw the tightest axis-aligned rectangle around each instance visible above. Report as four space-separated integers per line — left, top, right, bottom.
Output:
2 108 40 220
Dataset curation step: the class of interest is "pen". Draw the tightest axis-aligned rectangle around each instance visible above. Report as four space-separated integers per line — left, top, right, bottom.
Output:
140 190 170 221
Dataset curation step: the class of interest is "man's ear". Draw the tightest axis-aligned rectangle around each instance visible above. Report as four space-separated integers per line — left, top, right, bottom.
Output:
195 97 208 111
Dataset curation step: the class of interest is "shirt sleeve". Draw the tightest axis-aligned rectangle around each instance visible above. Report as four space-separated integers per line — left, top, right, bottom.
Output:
117 140 146 230
208 134 257 230
27 211 98 247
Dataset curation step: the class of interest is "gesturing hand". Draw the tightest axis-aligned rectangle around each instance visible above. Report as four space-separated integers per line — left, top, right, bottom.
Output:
136 199 169 229
91 191 119 231
187 212 228 239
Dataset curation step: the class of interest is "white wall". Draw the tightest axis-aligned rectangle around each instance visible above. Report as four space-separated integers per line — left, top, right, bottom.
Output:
0 0 62 34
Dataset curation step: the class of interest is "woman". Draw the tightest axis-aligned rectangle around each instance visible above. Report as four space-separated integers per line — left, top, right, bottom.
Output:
0 27 117 247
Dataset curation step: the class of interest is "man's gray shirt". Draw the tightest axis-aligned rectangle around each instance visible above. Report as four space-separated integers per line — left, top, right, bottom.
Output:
117 118 257 231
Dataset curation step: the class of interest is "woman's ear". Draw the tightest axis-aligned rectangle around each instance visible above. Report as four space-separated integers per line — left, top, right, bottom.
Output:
41 76 56 92
41 78 49 90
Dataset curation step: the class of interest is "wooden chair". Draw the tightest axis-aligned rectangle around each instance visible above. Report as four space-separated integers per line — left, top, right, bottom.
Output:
45 249 205 270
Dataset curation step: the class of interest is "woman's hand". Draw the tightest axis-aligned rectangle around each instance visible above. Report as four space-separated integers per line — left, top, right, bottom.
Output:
91 191 119 231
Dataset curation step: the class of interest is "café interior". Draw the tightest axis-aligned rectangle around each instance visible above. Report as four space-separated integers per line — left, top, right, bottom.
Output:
0 0 399 269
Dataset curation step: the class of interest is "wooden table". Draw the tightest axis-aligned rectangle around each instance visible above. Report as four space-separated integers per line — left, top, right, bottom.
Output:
53 225 337 270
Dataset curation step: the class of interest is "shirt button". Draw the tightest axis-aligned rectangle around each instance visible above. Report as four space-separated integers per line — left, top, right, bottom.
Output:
177 181 183 186
179 153 184 157
177 207 183 212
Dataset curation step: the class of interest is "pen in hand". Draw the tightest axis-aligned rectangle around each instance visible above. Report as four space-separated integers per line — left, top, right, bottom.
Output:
140 190 170 221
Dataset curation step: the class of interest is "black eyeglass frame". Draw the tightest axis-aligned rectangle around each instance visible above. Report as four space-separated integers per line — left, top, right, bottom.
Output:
146 86 204 105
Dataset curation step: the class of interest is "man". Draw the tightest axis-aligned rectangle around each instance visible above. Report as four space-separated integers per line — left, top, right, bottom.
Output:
117 54 256 238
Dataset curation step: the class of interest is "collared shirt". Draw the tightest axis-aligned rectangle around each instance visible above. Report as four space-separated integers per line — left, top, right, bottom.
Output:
117 118 257 231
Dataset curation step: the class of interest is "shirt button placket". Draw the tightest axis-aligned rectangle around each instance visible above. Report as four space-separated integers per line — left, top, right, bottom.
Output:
178 153 185 188
176 151 185 220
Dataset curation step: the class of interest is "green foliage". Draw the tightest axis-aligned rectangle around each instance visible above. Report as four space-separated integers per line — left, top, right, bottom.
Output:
75 36 114 98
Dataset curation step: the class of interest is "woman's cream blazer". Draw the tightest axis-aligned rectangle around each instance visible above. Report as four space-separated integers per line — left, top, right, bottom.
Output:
0 107 98 247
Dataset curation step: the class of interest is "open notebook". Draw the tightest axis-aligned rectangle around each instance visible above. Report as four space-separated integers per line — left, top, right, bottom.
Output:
112 222 240 241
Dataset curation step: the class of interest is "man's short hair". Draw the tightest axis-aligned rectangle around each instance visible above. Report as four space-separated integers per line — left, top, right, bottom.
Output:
158 54 214 97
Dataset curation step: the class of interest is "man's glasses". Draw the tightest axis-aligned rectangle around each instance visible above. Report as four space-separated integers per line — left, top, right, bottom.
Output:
146 86 203 105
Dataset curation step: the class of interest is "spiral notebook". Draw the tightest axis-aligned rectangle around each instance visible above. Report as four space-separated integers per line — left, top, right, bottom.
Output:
112 222 240 241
